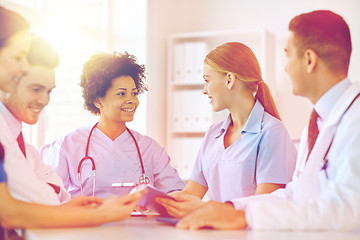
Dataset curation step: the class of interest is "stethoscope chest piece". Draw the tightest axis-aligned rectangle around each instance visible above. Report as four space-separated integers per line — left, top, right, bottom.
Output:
139 173 150 185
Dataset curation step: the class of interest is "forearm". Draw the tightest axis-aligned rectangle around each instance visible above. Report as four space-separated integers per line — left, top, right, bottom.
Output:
2 202 105 229
255 183 285 195
0 185 107 229
181 180 208 199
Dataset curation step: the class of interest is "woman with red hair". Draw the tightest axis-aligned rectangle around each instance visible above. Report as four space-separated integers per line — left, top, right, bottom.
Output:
158 42 297 218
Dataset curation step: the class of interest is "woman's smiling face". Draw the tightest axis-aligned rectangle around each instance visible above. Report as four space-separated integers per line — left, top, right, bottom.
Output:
97 75 139 124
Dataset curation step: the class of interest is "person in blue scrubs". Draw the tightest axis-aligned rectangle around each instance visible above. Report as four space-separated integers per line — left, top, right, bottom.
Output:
0 144 7 239
158 42 297 217
0 145 5 182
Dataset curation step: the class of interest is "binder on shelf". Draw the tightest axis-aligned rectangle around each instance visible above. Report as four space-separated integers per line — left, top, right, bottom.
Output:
171 91 184 131
173 41 208 85
173 43 184 83
183 42 195 83
171 90 212 132
193 41 208 84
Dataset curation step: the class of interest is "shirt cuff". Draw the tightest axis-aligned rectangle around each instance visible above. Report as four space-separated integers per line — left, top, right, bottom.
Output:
244 206 253 229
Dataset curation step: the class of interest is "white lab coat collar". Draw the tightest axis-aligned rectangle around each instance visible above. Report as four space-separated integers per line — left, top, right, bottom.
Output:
0 101 22 139
314 78 350 130
297 82 360 182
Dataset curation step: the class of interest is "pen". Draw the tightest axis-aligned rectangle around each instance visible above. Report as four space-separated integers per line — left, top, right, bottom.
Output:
321 159 328 179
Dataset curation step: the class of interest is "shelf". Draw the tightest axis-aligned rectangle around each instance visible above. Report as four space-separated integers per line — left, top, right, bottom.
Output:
171 132 206 138
171 83 204 90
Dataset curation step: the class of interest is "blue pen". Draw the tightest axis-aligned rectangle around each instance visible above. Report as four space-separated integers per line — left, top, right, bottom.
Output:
321 159 329 179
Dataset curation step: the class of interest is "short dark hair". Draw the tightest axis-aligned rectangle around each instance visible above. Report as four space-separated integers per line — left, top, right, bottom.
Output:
80 52 146 115
289 10 352 75
0 6 30 49
27 34 59 69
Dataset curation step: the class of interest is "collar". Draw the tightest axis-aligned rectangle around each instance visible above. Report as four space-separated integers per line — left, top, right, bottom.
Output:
0 101 22 139
215 100 264 138
314 78 350 123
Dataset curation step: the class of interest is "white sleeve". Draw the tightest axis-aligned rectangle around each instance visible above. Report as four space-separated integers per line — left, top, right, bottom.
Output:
230 181 294 210
246 182 360 231
30 144 70 203
4 143 62 205
42 139 72 194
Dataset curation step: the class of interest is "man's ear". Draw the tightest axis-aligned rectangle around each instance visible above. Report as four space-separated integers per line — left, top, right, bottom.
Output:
93 99 102 109
226 72 236 90
304 49 318 73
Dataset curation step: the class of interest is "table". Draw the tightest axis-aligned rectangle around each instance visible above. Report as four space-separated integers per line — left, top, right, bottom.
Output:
25 216 360 240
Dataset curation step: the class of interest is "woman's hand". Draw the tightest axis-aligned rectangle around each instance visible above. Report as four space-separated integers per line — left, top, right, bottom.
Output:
156 192 205 218
176 201 247 230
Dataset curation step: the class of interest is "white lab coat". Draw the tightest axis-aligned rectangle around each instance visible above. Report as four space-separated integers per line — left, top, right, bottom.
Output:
0 112 70 205
231 82 360 231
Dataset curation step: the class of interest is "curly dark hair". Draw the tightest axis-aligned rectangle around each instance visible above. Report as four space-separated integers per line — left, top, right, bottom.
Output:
80 51 146 115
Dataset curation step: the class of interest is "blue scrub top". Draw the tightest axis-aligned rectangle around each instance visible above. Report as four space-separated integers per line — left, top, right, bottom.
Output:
0 143 7 182
190 100 297 202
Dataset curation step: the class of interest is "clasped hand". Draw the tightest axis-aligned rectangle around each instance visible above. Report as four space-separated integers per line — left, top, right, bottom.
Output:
156 192 205 218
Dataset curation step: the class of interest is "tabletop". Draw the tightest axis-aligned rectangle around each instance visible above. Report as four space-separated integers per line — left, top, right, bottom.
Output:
25 215 360 240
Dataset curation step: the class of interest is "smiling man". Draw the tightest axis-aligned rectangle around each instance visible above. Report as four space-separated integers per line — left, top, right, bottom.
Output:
0 34 71 205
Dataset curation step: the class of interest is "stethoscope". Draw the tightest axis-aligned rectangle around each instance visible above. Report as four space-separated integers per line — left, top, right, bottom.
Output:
77 122 150 197
320 92 360 179
297 92 360 180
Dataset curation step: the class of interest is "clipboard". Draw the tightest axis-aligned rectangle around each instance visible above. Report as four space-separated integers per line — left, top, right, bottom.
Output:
135 185 175 217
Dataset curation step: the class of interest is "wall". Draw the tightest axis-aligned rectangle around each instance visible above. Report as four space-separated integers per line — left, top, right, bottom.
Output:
146 0 360 145
108 0 147 134
1 0 147 148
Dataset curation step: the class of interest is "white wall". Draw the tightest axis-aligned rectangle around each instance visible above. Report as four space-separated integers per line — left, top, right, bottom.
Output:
43 0 148 147
108 0 147 135
1 0 147 148
146 0 360 145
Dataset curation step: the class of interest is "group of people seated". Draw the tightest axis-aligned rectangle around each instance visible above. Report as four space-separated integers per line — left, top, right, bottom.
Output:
0 5 359 240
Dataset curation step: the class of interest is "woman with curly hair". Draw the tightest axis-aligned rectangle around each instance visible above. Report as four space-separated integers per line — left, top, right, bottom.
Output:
44 52 184 198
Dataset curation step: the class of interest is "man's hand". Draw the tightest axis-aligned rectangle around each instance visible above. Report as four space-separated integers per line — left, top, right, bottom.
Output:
156 192 205 218
98 187 147 222
62 196 104 208
176 201 248 230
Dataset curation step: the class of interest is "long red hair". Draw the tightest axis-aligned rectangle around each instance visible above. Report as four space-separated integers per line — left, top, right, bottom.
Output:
204 42 281 120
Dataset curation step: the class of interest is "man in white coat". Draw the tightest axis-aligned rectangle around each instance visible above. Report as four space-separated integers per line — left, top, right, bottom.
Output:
0 35 70 205
176 10 360 231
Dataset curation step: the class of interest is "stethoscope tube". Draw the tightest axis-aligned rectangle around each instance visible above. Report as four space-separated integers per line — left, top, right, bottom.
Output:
126 125 150 185
77 122 149 197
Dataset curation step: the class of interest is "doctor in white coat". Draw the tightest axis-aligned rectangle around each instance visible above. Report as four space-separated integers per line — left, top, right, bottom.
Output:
1 35 70 205
176 10 360 231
